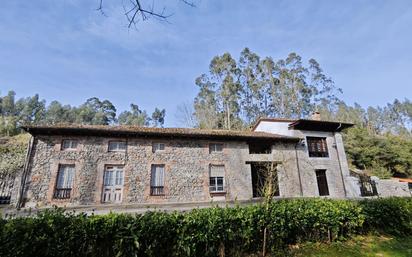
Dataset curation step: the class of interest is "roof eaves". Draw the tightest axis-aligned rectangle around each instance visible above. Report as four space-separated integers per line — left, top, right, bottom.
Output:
21 125 301 142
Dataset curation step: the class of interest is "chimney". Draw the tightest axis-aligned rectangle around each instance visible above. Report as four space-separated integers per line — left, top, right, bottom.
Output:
311 111 321 121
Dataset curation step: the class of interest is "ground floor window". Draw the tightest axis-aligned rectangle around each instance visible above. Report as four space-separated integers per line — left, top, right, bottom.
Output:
151 164 165 195
209 165 225 192
315 169 329 196
102 165 124 203
54 164 75 199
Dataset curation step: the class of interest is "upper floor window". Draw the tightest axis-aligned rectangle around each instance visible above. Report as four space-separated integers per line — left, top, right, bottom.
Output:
108 141 126 152
209 143 223 154
209 165 225 193
152 142 165 153
306 137 329 158
61 139 78 150
249 142 272 154
53 164 75 199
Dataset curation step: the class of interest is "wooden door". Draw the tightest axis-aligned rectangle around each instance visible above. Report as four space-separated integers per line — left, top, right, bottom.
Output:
102 166 124 203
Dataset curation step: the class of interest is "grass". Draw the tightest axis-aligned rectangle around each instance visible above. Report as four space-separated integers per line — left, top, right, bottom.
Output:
289 234 412 257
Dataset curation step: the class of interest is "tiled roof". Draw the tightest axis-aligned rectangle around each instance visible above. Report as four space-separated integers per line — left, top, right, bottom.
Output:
21 124 301 142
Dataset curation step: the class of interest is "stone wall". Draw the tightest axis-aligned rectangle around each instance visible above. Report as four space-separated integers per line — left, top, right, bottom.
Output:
19 133 354 209
374 178 411 197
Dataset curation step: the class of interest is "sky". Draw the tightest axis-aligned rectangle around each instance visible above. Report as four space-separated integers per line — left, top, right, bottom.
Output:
0 0 411 127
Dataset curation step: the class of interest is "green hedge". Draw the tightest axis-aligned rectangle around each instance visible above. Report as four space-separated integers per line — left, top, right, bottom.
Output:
0 198 410 257
360 197 412 235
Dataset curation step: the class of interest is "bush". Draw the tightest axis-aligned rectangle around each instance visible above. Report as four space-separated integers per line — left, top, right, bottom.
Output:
360 197 412 235
0 198 410 257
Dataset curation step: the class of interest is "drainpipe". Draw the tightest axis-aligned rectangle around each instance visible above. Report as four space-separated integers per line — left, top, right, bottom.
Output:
334 127 347 198
17 134 35 209
295 141 304 197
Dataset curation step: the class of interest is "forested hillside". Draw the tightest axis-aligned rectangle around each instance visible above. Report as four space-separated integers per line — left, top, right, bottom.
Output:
0 93 166 136
185 48 412 178
1 48 412 178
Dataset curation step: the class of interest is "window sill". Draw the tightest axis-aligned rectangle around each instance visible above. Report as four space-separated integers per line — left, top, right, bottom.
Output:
51 198 71 201
210 191 226 196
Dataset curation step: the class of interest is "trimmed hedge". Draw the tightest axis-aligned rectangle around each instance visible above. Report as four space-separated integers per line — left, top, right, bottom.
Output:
360 197 412 235
0 198 410 257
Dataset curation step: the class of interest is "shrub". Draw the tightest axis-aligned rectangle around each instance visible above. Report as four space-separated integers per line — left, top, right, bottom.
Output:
360 197 412 235
0 198 410 257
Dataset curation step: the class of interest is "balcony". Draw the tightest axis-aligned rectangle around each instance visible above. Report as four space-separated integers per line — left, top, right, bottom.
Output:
150 186 164 196
53 188 72 199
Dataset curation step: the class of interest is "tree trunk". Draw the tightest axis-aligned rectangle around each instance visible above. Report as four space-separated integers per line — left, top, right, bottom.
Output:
263 227 267 257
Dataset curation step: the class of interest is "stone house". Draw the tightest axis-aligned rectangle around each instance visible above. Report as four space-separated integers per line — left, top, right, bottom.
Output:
11 115 410 211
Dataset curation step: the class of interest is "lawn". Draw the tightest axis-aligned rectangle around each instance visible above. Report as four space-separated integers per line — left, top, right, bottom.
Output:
289 235 412 257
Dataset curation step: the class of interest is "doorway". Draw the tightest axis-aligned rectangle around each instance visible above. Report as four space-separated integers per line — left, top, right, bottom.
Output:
250 162 279 198
102 165 124 203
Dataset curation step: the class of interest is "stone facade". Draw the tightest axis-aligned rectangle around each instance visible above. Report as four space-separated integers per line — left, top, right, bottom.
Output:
21 135 306 208
14 119 410 210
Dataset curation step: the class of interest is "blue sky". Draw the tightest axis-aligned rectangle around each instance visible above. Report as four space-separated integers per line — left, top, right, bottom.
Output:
0 0 411 126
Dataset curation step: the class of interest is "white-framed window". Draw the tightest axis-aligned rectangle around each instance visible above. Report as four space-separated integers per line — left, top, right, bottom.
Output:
108 141 126 152
150 164 165 195
61 139 78 150
209 143 223 154
102 165 124 203
53 164 75 199
104 166 124 186
209 165 225 192
152 142 165 153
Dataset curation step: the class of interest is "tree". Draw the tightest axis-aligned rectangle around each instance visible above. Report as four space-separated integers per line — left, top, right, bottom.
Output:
192 49 343 129
151 108 166 127
118 104 150 126
44 101 76 125
210 52 242 130
15 94 46 125
239 48 263 124
97 0 196 28
76 97 117 125
256 162 280 257
193 74 220 129
175 102 197 128
1 91 16 117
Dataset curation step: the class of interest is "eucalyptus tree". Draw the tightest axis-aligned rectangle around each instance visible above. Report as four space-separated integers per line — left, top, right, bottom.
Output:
193 74 220 129
238 48 263 124
118 104 150 126
151 108 166 127
75 97 117 125
192 49 343 128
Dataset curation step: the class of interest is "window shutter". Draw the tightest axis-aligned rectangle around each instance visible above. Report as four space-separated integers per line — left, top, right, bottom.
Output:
210 165 225 177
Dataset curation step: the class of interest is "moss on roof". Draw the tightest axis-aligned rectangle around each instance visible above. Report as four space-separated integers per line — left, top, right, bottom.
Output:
21 124 300 142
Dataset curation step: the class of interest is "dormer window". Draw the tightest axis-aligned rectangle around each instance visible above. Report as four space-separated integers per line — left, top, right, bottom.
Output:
61 139 78 150
307 137 329 158
108 141 126 152
152 142 165 153
209 143 223 154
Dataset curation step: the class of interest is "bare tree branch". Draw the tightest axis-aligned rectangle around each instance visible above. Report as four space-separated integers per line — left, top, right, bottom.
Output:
96 0 108 17
180 0 196 7
97 0 195 29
